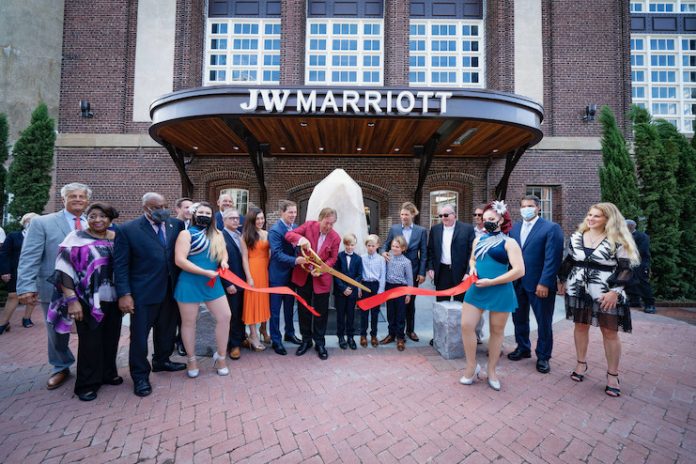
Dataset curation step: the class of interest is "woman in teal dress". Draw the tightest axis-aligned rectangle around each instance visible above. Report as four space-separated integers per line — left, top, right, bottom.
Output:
174 201 231 379
460 201 525 391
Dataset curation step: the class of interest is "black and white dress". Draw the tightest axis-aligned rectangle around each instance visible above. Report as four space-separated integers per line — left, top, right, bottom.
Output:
558 232 633 333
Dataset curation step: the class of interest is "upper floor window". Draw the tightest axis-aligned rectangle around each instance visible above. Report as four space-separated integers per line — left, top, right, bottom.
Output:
220 188 249 216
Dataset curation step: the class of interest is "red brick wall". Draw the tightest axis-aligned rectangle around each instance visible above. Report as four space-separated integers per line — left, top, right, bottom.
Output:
485 0 514 93
280 0 306 85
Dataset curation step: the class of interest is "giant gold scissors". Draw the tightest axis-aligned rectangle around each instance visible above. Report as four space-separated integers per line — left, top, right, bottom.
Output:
300 246 371 293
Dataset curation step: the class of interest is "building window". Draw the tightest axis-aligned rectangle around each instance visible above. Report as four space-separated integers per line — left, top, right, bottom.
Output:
632 1 696 12
409 20 484 88
429 190 458 228
525 186 553 221
631 33 696 133
220 188 249 216
305 19 383 85
204 18 281 85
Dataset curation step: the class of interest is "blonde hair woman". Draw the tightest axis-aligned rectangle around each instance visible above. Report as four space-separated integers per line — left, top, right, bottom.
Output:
174 201 231 378
558 202 640 398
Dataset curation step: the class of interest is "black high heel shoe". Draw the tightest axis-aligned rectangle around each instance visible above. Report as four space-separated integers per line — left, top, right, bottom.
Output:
605 372 621 397
0 323 10 335
22 318 34 328
570 361 588 382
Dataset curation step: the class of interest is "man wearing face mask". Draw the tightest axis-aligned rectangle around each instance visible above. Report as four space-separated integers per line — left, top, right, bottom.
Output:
508 195 564 374
114 192 186 397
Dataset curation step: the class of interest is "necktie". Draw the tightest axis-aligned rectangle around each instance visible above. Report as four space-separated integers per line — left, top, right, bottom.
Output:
74 216 82 231
157 224 166 245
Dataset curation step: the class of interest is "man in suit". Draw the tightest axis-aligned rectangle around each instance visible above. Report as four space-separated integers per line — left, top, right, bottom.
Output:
625 219 656 314
114 192 186 397
17 182 91 390
508 195 564 374
175 197 193 229
268 200 305 356
383 201 427 342
221 208 246 360
285 207 340 360
215 192 235 230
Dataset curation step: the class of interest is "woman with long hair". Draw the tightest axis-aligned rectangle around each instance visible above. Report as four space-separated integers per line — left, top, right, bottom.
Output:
174 201 231 378
558 202 639 397
459 201 525 391
241 207 271 351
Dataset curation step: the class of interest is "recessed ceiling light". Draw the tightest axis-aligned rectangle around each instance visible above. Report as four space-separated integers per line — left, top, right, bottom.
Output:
192 146 198 150
300 121 308 127
280 146 286 151
492 149 499 153
367 122 375 127
356 147 362 151
319 147 324 151
394 147 400 152
233 146 239 150
446 148 452 153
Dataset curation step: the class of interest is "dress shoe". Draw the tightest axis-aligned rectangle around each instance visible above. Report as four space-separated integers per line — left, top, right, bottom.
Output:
338 336 348 350
316 345 328 360
429 339 434 347
186 356 199 378
152 360 186 372
22 318 34 328
459 364 481 385
380 335 395 345
133 379 152 397
212 352 230 376
347 337 357 350
488 378 501 391
175 341 187 357
260 326 271 344
296 341 313 356
407 332 419 342
476 336 483 345
104 376 124 386
242 339 251 350
370 336 378 347
47 369 70 390
284 334 302 345
396 339 405 351
77 390 97 402
360 336 368 348
0 322 9 335
229 347 241 360
272 342 288 356
507 348 532 361
644 305 656 314
536 359 551 374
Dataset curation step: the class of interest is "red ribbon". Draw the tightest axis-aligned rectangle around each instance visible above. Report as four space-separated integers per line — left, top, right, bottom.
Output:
356 275 478 311
208 268 320 317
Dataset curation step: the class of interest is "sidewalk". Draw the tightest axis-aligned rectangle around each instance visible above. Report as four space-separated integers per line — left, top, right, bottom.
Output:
0 301 694 463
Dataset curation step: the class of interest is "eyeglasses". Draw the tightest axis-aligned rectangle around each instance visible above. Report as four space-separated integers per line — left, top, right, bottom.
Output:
438 213 452 218
472 213 483 217
225 216 240 220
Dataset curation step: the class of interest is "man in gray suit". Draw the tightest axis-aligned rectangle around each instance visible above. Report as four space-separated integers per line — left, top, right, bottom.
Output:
17 182 91 390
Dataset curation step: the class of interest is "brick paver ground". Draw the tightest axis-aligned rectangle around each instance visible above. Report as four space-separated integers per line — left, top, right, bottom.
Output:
0 308 694 463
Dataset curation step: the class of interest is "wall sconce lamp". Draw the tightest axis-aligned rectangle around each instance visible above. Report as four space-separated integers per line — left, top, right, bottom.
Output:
583 104 597 122
80 100 94 118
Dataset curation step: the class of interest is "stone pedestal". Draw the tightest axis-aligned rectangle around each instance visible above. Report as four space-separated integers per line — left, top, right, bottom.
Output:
432 301 464 359
194 307 218 357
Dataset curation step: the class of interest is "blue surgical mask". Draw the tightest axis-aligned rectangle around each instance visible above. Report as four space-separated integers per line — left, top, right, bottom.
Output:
520 207 537 221
149 208 171 224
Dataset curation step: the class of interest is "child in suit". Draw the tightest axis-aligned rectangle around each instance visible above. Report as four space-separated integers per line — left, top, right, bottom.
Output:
358 234 386 347
333 233 363 350
381 236 413 352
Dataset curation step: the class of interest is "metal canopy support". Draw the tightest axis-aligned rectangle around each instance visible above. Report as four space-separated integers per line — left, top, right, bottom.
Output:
494 144 530 200
164 142 194 197
413 135 439 224
246 138 268 211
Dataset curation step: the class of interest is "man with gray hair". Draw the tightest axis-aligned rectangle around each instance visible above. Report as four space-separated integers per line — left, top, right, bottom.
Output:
17 182 92 390
625 219 656 314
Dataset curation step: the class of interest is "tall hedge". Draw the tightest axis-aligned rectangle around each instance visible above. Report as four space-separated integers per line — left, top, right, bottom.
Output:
0 114 8 221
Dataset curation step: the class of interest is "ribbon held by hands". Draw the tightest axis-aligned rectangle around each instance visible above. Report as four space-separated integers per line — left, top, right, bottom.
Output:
208 268 320 317
357 274 478 311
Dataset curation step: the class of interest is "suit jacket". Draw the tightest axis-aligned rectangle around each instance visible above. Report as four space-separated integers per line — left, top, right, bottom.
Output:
0 231 24 277
509 217 564 292
222 228 245 290
384 223 428 277
333 251 363 295
16 211 73 303
426 221 475 286
632 230 651 269
114 215 184 305
285 221 340 294
268 219 297 285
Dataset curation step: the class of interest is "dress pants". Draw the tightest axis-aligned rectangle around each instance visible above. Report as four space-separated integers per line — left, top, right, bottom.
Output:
512 288 556 360
385 282 407 340
434 266 483 337
226 289 245 349
41 302 75 374
129 287 179 381
359 280 380 337
335 292 358 337
269 289 297 345
74 301 123 395
296 279 329 346
625 266 655 307
405 280 419 334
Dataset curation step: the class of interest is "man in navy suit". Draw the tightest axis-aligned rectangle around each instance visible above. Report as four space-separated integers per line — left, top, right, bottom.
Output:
114 192 185 397
221 208 246 360
508 195 564 374
383 201 428 342
268 200 305 355
625 219 656 314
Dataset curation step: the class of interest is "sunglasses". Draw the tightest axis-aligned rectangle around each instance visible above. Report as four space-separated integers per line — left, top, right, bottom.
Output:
472 213 483 217
438 213 452 218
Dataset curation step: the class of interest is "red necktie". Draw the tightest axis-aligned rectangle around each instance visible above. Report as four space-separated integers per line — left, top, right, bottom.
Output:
74 217 82 231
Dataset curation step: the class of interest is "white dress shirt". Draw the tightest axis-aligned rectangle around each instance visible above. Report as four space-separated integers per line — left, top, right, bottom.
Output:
521 215 540 246
441 224 455 265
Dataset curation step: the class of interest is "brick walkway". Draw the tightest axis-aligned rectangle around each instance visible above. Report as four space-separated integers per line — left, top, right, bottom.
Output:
0 309 694 463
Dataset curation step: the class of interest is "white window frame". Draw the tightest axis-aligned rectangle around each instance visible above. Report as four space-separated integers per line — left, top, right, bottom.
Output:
220 188 249 216
525 186 553 221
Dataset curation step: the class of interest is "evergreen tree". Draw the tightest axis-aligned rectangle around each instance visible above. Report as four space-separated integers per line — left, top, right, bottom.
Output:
0 114 8 220
7 103 56 220
631 106 681 298
598 105 641 221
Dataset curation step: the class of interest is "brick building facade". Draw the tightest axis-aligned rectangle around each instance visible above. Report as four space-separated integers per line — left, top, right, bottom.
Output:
52 0 631 236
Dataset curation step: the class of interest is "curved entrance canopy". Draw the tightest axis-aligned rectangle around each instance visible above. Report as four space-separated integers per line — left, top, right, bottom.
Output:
149 86 544 205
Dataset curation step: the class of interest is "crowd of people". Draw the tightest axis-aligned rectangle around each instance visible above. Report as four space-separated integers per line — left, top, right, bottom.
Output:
0 182 652 401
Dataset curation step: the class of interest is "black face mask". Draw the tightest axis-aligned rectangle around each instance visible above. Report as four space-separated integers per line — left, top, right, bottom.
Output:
195 215 212 227
483 221 499 234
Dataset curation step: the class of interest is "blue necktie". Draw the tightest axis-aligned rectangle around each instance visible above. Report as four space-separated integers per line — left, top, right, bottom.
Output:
157 224 166 246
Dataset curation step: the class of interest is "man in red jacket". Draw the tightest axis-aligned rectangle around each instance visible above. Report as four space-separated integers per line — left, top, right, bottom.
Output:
285 207 340 360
